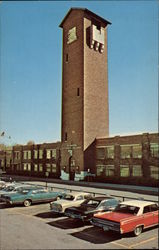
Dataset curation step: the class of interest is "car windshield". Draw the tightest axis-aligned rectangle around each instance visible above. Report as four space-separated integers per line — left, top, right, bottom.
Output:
82 199 100 207
3 186 15 191
62 194 75 200
115 204 140 215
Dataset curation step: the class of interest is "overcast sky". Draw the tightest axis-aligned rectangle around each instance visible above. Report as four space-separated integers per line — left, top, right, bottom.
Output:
0 1 158 145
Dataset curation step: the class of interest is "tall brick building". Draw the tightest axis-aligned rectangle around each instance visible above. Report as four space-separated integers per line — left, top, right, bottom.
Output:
59 8 111 180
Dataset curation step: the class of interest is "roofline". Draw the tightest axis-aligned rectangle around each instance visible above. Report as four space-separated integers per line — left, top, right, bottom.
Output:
59 8 111 28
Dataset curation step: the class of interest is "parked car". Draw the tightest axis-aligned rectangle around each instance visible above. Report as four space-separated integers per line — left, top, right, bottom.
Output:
65 196 119 222
91 200 159 236
50 192 92 214
0 184 35 199
1 188 65 207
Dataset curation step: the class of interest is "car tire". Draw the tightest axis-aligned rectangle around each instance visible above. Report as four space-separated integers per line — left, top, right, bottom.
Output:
24 199 32 207
133 226 143 236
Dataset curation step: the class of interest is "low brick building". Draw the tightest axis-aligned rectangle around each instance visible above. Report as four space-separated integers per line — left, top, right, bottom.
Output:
0 132 158 186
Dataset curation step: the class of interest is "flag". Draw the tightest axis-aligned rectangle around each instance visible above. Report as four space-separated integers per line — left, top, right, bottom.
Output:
0 131 5 136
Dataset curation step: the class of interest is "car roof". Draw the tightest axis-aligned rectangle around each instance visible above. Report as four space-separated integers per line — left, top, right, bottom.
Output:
87 196 115 201
65 192 89 196
121 200 156 207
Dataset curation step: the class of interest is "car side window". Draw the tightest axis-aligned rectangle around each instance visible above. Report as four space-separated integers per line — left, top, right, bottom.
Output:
143 206 151 213
84 194 91 199
76 195 84 200
32 190 38 194
150 204 159 211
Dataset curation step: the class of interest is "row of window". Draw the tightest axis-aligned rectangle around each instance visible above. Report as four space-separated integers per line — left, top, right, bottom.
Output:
96 164 159 179
11 163 57 173
96 143 159 159
14 149 57 160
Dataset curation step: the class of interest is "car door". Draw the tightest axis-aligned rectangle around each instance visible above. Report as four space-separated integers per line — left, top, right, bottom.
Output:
30 190 42 203
75 195 85 206
143 205 154 227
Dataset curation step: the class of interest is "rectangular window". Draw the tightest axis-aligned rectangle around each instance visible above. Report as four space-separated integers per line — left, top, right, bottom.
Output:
46 164 51 172
132 145 142 158
28 151 31 159
96 148 105 159
34 164 38 172
96 146 114 159
23 151 27 159
120 145 131 159
23 151 31 159
39 150 43 159
27 163 31 171
15 151 20 160
96 165 105 176
39 164 43 172
106 146 114 159
34 150 38 159
150 166 159 179
46 149 56 159
120 165 130 177
23 163 27 171
52 163 56 173
52 149 56 159
66 53 68 62
65 132 67 141
46 150 51 159
23 163 31 171
150 143 159 158
132 165 142 177
105 165 115 176
77 88 80 96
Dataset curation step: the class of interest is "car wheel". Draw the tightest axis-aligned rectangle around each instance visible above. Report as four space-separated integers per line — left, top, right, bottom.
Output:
24 199 31 207
133 226 143 236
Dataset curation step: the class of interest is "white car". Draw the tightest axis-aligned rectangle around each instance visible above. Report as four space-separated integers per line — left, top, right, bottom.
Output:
50 192 92 213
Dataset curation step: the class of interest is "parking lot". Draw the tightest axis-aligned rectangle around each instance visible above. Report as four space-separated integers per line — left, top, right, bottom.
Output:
0 181 158 249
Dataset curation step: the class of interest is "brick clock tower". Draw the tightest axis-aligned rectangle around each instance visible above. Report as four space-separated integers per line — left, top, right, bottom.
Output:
59 8 111 180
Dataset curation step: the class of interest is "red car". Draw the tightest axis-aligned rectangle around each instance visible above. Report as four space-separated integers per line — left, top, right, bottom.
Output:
91 200 159 236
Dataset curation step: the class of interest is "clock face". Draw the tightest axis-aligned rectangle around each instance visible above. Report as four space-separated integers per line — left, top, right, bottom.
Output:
67 27 77 44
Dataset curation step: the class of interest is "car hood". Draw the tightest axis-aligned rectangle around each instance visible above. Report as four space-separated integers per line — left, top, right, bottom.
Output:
94 211 135 222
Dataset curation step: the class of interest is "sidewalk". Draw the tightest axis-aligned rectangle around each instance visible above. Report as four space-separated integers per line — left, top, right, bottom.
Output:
1 174 158 196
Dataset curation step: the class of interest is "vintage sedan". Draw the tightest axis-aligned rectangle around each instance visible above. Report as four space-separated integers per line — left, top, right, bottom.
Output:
91 200 159 236
1 188 65 207
50 192 92 213
65 196 119 222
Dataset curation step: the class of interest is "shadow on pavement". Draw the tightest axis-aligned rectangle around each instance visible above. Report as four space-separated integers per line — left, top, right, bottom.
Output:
0 202 12 209
47 217 85 229
70 226 124 244
35 211 63 219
